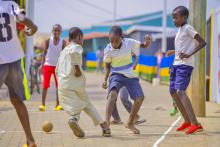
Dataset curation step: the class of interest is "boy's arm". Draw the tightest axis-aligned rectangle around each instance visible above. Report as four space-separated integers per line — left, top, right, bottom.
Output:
103 63 111 89
74 65 82 77
132 52 139 70
179 34 206 59
166 50 175 56
62 40 67 50
17 13 38 36
38 39 49 72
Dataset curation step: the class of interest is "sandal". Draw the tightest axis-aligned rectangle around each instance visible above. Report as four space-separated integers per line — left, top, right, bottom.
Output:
102 128 111 137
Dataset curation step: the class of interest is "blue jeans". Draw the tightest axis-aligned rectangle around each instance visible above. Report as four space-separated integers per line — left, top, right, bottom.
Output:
112 87 132 120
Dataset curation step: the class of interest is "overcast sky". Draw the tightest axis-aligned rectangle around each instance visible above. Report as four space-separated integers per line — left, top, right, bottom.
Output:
33 0 220 33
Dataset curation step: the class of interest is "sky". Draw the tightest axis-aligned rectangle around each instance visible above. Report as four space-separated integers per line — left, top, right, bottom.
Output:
33 0 220 33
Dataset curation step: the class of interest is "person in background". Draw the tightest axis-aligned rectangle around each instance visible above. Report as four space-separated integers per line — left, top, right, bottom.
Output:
38 24 67 111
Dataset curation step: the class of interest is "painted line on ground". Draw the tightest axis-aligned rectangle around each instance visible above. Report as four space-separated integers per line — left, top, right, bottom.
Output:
152 116 181 147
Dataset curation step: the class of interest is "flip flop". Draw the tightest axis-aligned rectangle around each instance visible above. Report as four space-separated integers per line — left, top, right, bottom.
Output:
22 144 37 147
110 120 123 124
135 119 146 125
102 128 111 137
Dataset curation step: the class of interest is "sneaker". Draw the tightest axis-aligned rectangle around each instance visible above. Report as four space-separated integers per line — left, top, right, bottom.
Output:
53 105 63 111
170 108 178 116
68 118 85 138
185 124 203 134
176 122 191 131
39 105 46 111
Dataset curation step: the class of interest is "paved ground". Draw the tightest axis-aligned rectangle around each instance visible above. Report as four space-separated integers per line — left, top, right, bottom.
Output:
0 72 220 147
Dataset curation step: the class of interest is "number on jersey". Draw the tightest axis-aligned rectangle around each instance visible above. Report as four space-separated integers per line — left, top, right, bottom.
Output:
0 13 12 42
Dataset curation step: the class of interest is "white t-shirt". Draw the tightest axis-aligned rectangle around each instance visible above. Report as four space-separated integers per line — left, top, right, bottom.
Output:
104 38 141 78
173 24 198 67
0 0 24 64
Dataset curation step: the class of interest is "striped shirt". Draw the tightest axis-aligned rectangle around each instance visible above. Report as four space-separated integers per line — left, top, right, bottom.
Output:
104 38 140 78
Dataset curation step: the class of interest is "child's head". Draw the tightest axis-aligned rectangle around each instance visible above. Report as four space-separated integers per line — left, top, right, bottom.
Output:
52 24 62 38
69 27 84 45
172 6 189 27
109 26 123 49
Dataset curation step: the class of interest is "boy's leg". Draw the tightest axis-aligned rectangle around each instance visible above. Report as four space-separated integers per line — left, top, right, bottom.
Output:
125 78 144 134
105 89 118 126
175 65 199 125
111 103 121 122
120 87 132 113
5 61 36 146
40 66 52 110
53 71 59 106
10 98 35 145
171 91 190 122
169 65 189 121
125 97 144 134
176 90 198 125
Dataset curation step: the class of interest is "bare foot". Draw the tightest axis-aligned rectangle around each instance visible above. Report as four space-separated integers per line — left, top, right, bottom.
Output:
124 123 140 134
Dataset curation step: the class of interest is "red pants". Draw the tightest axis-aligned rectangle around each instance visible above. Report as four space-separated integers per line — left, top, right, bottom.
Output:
42 65 58 89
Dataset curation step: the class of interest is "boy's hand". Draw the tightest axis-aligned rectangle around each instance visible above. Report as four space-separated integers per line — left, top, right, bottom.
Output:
166 50 175 56
25 27 37 36
179 53 190 59
74 70 81 77
38 65 43 74
144 34 152 47
102 81 108 89
133 65 137 70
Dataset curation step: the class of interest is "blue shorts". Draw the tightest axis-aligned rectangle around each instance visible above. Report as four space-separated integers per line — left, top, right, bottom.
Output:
108 73 144 100
0 60 26 100
169 65 193 94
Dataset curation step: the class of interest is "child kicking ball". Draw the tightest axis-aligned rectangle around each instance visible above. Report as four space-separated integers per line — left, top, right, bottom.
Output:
56 27 111 138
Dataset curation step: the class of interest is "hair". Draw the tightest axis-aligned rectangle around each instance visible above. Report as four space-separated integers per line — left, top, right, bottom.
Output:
69 27 83 41
109 26 123 37
53 24 62 31
173 6 189 19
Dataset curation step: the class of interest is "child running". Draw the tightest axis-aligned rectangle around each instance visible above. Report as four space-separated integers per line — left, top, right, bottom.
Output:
167 6 206 134
0 0 38 146
56 27 111 138
38 24 66 111
103 26 151 134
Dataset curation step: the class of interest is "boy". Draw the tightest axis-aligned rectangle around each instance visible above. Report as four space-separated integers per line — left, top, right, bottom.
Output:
56 27 111 138
111 53 146 125
103 26 151 134
0 0 38 146
167 6 206 134
38 24 66 111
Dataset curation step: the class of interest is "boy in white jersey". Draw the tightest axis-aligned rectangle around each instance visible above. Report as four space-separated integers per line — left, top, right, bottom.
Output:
103 26 151 134
0 0 37 146
38 24 66 111
166 6 206 134
56 27 111 138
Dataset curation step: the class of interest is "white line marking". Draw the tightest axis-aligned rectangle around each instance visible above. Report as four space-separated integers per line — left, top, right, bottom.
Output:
152 116 181 147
